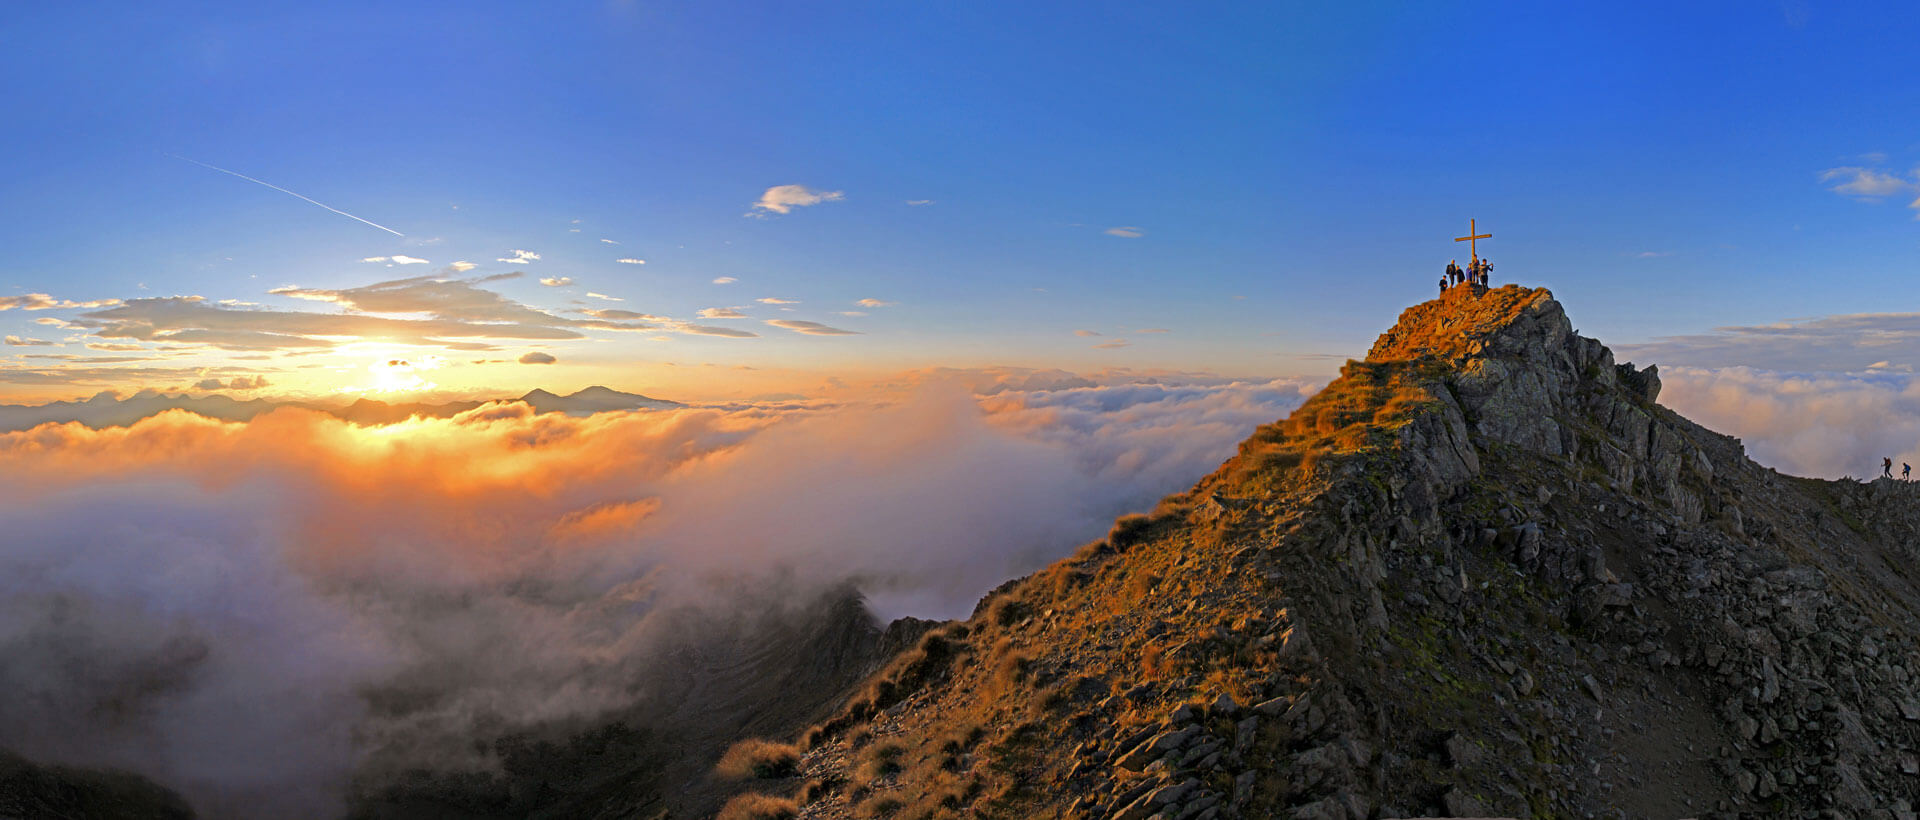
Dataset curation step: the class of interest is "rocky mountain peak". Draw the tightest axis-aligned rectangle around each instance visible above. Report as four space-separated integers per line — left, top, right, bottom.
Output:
729 286 1920 820
1366 284 1566 365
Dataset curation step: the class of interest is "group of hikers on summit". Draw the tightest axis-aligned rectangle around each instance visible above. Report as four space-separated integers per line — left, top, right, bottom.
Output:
1883 457 1911 481
1440 257 1493 293
1439 219 1496 294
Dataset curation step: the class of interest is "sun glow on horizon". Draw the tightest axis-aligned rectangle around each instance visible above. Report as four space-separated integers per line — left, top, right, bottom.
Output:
336 354 444 395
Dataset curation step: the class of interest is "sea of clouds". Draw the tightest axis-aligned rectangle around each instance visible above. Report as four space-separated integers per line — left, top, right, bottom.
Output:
0 372 1318 817
6 359 1907 817
1656 366 1920 480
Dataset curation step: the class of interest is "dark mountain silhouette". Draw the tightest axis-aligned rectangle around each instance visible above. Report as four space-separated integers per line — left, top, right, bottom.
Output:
516 385 682 415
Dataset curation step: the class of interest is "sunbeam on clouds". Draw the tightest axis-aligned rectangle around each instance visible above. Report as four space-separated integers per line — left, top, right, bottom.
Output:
0 374 1314 818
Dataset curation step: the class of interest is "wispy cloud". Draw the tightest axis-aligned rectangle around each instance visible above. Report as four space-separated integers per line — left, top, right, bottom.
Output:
538 277 574 287
749 184 844 216
1104 226 1144 238
600 239 619 245
497 249 541 265
1616 310 1920 371
906 199 934 206
1075 330 1102 337
855 298 895 308
713 276 737 285
1818 161 1920 218
675 324 759 338
1135 328 1170 334
442 261 478 274
71 274 656 352
698 307 746 319
757 297 799 305
1093 339 1130 349
578 308 664 321
764 319 858 336
0 294 122 311
1820 166 1914 197
616 258 645 265
4 336 54 346
362 255 429 265
587 292 623 302
518 351 557 365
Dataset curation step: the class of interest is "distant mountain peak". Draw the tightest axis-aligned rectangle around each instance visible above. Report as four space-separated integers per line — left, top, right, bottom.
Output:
517 386 682 414
0 386 682 432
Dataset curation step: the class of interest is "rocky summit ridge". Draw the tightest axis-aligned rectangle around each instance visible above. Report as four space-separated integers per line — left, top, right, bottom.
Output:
721 285 1920 819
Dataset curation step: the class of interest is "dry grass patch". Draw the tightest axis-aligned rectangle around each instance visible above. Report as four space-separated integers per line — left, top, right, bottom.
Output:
854 794 906 818
856 741 907 785
715 793 799 820
716 738 801 780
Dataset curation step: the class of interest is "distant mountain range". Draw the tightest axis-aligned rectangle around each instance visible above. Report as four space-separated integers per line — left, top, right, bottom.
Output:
0 387 682 433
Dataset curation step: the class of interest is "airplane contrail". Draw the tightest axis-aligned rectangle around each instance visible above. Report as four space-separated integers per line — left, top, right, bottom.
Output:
166 154 404 236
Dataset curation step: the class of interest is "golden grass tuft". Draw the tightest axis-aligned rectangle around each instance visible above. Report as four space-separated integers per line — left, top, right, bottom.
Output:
1106 513 1154 550
715 793 799 820
1140 642 1170 678
987 596 1029 628
716 738 801 780
854 794 907 818
856 741 906 785
990 649 1032 698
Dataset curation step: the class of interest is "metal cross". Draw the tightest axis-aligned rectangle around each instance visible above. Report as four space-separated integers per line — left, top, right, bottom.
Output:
1454 219 1492 263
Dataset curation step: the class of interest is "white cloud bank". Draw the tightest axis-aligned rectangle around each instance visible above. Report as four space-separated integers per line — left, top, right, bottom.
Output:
1657 366 1920 480
0 373 1314 817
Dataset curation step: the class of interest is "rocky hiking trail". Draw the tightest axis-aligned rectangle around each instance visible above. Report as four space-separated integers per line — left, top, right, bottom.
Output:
717 285 1920 819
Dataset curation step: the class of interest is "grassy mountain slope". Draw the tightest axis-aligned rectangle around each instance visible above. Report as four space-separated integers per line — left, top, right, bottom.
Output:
730 285 1920 820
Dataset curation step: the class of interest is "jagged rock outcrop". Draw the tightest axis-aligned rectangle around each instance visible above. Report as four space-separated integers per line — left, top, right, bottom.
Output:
751 285 1920 819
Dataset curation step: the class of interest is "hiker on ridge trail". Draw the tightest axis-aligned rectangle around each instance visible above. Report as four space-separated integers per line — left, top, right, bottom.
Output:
1884 457 1893 478
1439 274 1448 295
1905 462 1912 481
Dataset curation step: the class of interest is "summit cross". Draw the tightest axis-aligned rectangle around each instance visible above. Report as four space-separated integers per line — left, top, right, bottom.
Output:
1454 219 1492 263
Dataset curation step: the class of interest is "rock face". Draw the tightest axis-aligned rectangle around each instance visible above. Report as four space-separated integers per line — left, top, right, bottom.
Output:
763 285 1920 819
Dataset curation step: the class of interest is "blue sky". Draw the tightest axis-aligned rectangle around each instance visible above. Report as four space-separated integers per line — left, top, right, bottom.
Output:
4 1 1919 399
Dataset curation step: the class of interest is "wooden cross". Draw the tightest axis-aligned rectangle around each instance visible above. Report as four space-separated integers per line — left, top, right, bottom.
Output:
1454 219 1491 263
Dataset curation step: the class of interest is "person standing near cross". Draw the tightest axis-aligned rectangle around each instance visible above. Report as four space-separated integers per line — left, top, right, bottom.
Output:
1455 219 1492 287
